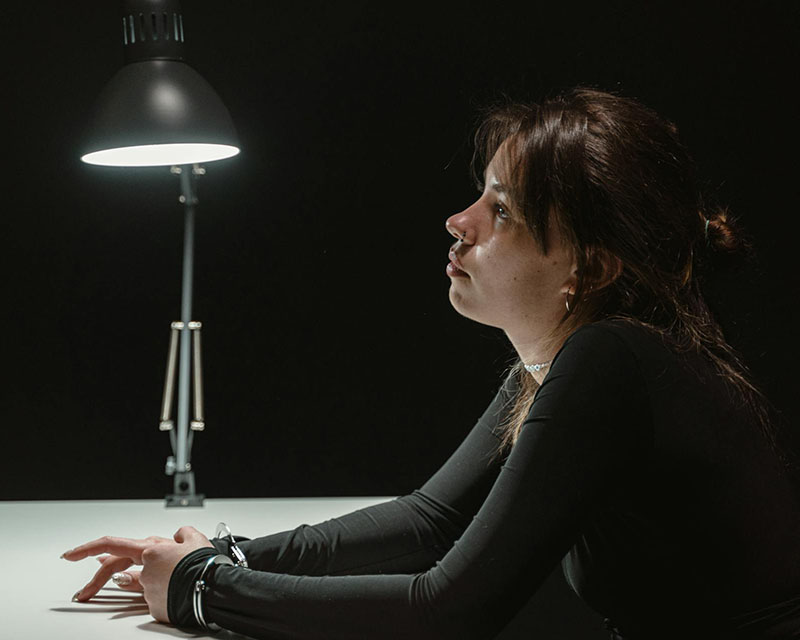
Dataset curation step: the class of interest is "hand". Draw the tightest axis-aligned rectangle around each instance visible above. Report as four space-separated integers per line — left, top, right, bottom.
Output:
62 526 213 622
62 534 173 601
140 526 214 622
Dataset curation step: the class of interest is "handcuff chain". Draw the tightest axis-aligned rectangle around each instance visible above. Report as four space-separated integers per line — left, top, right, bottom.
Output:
214 521 249 568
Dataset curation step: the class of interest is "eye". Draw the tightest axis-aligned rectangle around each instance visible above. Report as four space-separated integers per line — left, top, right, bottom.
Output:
494 202 511 221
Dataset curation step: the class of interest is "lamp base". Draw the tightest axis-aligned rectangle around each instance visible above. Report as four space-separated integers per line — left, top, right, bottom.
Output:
165 470 205 507
165 493 205 507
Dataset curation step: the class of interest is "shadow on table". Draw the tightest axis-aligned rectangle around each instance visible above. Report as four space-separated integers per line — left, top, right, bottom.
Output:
50 591 150 618
51 587 251 639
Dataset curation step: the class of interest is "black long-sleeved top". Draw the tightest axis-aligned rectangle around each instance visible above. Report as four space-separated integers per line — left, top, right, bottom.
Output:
168 320 800 638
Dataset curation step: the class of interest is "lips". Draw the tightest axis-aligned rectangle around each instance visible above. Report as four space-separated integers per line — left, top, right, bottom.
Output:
448 249 468 275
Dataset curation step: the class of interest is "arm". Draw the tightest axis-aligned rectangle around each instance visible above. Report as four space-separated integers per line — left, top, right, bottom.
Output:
63 367 518 603
170 324 650 639
218 371 519 577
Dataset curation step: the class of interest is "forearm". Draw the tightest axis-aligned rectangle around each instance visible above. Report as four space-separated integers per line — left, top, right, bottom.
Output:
217 490 470 576
169 548 499 640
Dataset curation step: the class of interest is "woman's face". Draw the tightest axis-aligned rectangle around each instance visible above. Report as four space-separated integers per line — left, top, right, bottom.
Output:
445 150 577 334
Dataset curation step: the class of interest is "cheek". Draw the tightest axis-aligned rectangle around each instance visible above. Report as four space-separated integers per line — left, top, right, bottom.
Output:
498 255 548 290
501 261 564 311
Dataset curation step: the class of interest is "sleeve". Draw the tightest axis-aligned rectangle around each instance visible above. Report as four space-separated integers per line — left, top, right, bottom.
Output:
168 324 650 639
208 371 519 578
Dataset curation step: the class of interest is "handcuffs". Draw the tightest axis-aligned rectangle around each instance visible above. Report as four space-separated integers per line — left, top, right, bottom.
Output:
192 522 249 631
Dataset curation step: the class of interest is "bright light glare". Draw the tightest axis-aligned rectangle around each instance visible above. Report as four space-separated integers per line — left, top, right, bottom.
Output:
81 143 240 167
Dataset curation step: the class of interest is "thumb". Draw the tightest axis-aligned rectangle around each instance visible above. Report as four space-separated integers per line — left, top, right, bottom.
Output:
173 525 201 544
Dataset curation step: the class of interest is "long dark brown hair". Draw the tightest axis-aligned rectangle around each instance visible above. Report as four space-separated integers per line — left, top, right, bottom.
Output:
472 87 777 456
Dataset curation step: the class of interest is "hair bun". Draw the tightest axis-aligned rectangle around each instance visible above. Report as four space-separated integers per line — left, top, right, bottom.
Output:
704 207 752 256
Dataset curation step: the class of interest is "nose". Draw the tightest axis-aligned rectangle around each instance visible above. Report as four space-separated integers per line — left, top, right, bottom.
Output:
445 209 471 244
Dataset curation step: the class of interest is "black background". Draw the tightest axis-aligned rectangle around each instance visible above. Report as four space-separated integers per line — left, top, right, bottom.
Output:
2 2 798 635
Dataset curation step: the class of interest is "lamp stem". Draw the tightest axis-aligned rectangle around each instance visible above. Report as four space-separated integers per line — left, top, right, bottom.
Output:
176 165 195 471
165 164 204 507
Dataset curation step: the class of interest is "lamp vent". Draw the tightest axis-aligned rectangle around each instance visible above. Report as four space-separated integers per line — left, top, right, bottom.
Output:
122 12 183 45
121 0 186 63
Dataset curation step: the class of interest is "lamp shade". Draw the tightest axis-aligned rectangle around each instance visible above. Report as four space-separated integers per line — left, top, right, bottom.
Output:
81 0 239 167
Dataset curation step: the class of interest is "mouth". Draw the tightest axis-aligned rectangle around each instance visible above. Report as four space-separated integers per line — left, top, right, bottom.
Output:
447 249 469 277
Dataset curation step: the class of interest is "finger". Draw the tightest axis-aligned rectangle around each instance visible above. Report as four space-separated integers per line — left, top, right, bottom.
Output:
73 555 134 602
112 569 143 592
62 536 147 563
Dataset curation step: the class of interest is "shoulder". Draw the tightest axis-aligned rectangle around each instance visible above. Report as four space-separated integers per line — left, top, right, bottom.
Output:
537 319 657 409
529 320 653 444
552 318 649 369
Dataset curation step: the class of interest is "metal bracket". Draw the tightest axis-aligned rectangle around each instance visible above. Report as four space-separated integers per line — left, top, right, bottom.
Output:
160 320 205 432
165 470 205 507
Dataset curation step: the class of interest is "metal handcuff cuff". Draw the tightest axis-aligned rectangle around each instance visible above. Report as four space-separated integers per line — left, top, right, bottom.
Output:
192 522 249 632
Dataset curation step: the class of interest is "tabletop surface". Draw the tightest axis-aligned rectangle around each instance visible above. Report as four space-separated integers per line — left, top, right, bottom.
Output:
2 497 390 639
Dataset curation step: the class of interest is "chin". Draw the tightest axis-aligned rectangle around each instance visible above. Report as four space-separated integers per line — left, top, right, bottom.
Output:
448 287 503 329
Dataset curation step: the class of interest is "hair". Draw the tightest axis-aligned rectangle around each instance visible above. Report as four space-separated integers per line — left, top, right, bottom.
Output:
470 87 778 457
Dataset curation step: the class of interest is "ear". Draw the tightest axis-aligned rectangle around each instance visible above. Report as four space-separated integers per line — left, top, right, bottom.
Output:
585 246 624 291
565 252 579 294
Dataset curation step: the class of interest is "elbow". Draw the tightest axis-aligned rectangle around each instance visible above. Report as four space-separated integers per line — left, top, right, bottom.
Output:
410 575 501 640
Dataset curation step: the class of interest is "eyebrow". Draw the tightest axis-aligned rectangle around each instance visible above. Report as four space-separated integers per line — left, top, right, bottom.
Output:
490 181 507 194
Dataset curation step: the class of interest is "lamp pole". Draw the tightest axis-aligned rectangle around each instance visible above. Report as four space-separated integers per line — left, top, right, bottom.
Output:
161 163 206 507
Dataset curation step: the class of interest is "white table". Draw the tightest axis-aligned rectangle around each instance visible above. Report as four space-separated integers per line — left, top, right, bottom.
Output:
1 498 389 639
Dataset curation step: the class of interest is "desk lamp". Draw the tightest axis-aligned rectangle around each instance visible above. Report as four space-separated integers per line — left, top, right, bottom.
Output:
81 0 240 506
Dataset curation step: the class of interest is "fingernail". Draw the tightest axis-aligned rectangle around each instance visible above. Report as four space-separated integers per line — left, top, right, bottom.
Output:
112 572 132 586
72 591 82 602
60 550 71 559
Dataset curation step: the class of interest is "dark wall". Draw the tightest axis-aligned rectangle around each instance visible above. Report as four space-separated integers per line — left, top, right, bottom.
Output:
3 3 796 638
3 2 796 499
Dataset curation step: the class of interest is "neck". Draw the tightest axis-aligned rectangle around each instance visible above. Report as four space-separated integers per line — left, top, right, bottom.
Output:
505 327 558 385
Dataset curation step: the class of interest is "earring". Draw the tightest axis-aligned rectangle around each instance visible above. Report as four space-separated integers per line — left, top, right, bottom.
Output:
565 289 572 312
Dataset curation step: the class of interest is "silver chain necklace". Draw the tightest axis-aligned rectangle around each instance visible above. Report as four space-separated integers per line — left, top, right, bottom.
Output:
523 361 552 373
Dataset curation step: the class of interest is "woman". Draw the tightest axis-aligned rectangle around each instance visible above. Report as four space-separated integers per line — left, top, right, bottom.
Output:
62 88 800 638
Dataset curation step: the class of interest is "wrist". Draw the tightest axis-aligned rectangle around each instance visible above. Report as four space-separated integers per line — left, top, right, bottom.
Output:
192 554 235 631
167 547 218 627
